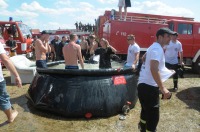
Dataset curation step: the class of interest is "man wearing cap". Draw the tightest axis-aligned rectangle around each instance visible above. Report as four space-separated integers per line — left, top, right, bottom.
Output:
35 31 51 68
6 35 18 57
137 27 175 132
164 32 184 92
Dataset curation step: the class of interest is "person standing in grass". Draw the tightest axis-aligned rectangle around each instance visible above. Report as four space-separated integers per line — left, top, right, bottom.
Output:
164 32 184 92
0 43 22 123
137 28 175 132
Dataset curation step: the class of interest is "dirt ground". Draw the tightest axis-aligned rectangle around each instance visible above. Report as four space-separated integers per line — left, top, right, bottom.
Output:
0 68 199 132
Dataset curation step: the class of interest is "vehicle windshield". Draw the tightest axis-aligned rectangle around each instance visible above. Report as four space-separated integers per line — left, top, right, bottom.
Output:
18 23 32 37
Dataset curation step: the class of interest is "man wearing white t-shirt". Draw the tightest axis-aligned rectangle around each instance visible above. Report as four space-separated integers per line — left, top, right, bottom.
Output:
124 34 140 70
0 43 22 123
164 32 184 92
137 28 175 132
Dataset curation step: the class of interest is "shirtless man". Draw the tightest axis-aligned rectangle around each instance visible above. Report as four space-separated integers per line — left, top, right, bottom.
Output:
62 34 84 69
35 31 51 68
80 36 88 60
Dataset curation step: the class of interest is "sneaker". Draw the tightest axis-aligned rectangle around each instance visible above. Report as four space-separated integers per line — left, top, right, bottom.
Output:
173 87 178 92
138 122 146 132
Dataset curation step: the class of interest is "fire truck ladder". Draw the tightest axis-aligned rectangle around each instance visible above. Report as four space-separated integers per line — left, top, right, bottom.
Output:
114 15 167 24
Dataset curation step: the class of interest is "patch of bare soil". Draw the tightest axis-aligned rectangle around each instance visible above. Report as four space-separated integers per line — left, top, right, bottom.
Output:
0 69 199 132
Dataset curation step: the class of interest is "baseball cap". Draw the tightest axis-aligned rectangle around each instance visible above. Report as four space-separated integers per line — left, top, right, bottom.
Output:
172 32 178 36
41 30 52 35
156 27 176 37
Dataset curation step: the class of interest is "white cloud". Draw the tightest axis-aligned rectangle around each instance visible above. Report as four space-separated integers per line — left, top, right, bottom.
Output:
21 1 57 14
21 1 78 15
25 19 39 29
79 2 94 9
0 0 8 9
0 9 38 22
129 1 194 18
74 3 108 26
97 0 117 4
0 10 12 16
21 1 43 11
15 9 38 18
41 22 74 30
55 0 71 7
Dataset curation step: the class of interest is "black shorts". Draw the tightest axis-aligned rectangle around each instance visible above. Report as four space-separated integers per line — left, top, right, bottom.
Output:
81 49 87 58
65 65 79 69
125 0 131 7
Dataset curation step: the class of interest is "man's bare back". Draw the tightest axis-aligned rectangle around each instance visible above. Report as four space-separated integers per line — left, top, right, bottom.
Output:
63 34 84 69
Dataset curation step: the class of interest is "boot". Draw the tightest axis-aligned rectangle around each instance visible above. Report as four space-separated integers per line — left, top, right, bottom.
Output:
138 121 146 132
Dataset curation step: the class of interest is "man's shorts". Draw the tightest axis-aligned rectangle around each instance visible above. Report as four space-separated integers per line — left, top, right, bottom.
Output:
118 0 125 7
65 65 79 69
125 0 131 7
81 49 87 58
118 0 131 7
36 60 47 68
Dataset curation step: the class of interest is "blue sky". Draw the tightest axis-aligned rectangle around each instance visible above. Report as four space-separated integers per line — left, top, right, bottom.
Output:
0 0 199 31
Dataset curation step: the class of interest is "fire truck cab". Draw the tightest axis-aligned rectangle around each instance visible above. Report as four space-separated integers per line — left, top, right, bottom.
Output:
96 10 200 74
0 19 32 57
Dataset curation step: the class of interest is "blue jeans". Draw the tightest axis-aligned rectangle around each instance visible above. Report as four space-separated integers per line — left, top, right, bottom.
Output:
36 60 47 68
0 80 11 111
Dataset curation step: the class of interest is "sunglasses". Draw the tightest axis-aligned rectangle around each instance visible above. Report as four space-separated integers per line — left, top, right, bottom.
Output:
127 39 132 41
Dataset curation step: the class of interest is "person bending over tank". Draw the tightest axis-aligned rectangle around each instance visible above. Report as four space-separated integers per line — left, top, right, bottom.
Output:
90 38 117 69
63 34 84 69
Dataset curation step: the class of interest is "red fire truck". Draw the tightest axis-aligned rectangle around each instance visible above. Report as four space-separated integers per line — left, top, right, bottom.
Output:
0 18 32 57
96 10 200 73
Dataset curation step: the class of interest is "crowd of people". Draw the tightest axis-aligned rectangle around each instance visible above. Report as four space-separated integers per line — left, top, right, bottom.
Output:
33 32 117 69
74 22 96 32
